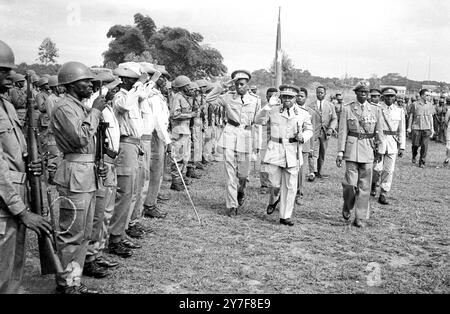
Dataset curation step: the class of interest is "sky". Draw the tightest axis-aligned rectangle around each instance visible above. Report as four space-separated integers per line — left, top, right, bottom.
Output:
1 0 450 82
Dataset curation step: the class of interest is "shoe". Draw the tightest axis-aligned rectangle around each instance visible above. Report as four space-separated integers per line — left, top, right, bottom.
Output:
295 194 303 205
157 194 170 202
170 182 184 191
186 167 202 179
412 157 417 164
95 256 119 268
144 205 167 219
418 162 425 168
227 207 237 217
378 194 389 205
121 238 141 249
134 222 152 233
342 209 351 221
352 218 366 228
195 162 205 170
307 173 315 182
125 225 145 239
259 187 269 194
267 197 280 215
280 218 294 226
443 158 449 167
56 284 99 294
237 191 246 207
83 261 109 278
108 241 133 258
370 189 377 197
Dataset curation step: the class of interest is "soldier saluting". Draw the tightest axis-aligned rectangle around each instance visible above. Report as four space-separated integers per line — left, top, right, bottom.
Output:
336 81 383 228
205 70 261 216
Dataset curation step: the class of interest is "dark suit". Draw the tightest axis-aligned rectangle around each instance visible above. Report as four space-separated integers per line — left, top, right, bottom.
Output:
307 100 337 174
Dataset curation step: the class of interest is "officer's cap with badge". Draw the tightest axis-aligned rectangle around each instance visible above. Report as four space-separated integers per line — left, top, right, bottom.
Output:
353 81 370 93
279 84 299 97
370 88 381 96
231 69 251 81
381 87 397 96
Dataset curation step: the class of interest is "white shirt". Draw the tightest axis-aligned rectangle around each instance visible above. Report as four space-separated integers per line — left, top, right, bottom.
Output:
113 83 145 138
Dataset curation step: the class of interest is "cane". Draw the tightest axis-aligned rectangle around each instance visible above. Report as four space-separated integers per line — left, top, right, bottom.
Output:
170 154 202 225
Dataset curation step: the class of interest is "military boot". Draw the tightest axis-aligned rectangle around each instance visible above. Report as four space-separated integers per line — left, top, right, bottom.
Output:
237 178 248 207
83 260 109 278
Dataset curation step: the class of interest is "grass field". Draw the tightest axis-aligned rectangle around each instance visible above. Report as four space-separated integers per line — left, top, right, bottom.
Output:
21 137 449 294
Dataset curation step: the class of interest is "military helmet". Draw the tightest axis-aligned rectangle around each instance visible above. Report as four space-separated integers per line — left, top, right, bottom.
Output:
31 74 40 84
172 75 191 89
48 75 59 87
12 73 26 83
37 77 49 87
188 82 199 90
0 40 17 69
58 61 94 85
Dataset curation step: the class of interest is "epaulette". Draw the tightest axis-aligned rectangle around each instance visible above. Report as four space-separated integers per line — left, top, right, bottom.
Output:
343 101 354 107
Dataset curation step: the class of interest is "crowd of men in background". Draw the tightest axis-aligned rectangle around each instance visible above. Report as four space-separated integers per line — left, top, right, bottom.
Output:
1 38 449 294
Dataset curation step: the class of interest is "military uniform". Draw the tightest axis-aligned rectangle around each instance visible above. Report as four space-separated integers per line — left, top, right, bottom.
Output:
408 98 435 166
372 89 406 201
0 95 29 293
170 91 194 187
338 84 383 225
51 92 101 288
205 71 261 212
256 91 313 223
8 84 27 127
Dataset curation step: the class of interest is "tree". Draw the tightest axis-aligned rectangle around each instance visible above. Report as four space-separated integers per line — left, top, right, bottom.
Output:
102 13 227 78
37 38 59 65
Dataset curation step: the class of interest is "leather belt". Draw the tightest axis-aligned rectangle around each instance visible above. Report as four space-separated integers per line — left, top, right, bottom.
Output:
383 130 398 135
9 170 27 184
227 119 252 130
120 136 141 145
141 134 152 141
348 132 375 139
270 136 298 144
63 153 95 163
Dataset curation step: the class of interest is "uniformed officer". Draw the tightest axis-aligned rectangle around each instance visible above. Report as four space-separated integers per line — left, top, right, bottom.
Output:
407 89 435 167
187 81 205 175
108 62 147 255
169 75 197 190
255 85 313 226
371 87 406 205
369 88 381 105
307 85 337 180
51 61 107 293
0 40 52 294
250 85 258 95
143 64 171 219
336 81 383 228
205 70 261 216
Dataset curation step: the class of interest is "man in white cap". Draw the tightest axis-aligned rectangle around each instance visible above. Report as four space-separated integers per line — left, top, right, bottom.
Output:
205 70 261 216
371 87 405 205
256 85 313 226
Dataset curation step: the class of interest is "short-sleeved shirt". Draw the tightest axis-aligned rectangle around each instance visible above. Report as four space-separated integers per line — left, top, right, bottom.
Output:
410 100 435 130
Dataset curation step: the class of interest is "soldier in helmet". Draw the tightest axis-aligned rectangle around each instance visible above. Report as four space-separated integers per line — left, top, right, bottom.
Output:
169 75 197 191
50 61 107 293
0 40 52 293
187 81 205 176
205 70 261 216
336 81 383 228
108 62 148 258
8 73 27 127
256 85 313 226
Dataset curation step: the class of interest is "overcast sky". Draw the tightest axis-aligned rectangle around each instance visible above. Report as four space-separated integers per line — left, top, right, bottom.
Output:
1 0 449 82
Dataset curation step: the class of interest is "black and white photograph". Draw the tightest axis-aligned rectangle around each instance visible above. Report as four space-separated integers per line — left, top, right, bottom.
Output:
0 0 448 297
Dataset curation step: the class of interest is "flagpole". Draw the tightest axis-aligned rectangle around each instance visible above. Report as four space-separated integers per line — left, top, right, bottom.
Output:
275 6 282 87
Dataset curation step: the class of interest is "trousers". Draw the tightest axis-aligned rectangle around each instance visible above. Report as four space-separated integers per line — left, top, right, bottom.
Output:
266 164 299 219
223 148 251 209
144 131 166 207
373 153 397 194
342 161 372 221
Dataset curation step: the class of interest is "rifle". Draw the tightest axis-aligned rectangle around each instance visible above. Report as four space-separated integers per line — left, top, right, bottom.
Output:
25 74 63 275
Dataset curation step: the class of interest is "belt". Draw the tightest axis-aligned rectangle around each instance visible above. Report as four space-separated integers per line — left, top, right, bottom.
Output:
104 155 116 164
63 153 95 163
383 130 398 135
9 170 27 184
141 134 152 141
120 136 141 145
270 136 298 144
348 132 375 139
227 119 252 130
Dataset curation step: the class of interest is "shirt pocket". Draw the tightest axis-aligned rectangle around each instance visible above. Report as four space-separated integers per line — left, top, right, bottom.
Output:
348 118 358 131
